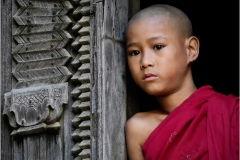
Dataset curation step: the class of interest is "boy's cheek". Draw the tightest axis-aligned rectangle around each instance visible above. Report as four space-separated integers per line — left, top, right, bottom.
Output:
128 60 138 70
129 70 141 81
129 66 140 77
128 67 138 77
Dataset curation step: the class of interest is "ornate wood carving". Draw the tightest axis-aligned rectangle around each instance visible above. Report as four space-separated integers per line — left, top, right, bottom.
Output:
2 0 74 143
2 0 79 159
71 0 91 159
3 83 68 137
12 0 73 89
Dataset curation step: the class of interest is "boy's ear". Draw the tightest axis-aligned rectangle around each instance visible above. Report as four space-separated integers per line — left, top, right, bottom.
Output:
186 36 200 63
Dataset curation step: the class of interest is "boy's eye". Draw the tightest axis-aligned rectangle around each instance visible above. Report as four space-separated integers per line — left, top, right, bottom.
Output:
130 50 140 56
154 44 164 50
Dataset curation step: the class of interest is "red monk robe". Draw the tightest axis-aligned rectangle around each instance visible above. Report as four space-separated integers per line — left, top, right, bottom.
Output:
143 86 239 160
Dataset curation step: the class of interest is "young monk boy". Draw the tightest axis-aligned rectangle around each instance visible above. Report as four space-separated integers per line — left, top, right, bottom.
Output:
125 4 239 160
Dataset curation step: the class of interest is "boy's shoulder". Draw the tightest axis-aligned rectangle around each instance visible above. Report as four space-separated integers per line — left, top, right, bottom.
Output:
125 110 168 146
208 91 239 115
194 86 238 114
126 110 166 128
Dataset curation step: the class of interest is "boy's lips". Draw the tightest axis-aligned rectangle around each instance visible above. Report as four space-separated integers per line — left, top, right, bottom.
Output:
142 73 158 81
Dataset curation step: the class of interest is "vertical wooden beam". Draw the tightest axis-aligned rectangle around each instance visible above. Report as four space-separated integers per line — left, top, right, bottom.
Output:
92 0 129 159
1 0 13 159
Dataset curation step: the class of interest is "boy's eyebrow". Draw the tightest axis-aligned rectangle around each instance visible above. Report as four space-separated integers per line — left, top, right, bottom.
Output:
126 36 167 48
126 42 137 49
148 35 167 41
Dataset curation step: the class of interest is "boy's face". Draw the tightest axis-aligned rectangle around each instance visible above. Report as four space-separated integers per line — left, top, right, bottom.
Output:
126 16 190 96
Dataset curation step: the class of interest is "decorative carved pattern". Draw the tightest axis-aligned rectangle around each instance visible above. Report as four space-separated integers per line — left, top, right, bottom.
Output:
13 0 74 89
3 83 68 137
71 0 91 159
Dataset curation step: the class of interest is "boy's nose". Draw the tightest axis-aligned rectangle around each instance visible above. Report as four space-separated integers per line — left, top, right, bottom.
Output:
140 54 155 69
141 63 154 69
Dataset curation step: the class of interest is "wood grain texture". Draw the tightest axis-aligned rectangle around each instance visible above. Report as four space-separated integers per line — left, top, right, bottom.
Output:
1 0 14 159
2 0 76 160
91 0 128 159
1 0 132 159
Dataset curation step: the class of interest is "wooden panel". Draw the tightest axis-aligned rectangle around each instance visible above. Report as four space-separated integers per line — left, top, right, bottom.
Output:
27 135 40 160
1 0 13 159
90 1 103 159
39 134 47 160
92 0 129 159
2 0 77 160
12 0 73 89
46 134 63 160
13 139 23 160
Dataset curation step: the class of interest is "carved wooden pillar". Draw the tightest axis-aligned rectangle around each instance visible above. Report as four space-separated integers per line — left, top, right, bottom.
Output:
1 0 129 160
70 0 92 159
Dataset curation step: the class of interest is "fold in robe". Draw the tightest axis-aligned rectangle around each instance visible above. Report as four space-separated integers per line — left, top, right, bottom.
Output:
143 86 239 160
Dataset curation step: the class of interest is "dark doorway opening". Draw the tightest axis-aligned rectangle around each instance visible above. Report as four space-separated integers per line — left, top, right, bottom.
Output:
139 0 239 96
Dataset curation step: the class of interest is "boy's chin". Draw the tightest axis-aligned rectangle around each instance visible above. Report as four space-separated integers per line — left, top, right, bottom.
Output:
143 88 165 96
142 85 174 97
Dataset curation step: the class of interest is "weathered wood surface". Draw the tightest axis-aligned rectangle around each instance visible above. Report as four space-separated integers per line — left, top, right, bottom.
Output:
3 83 68 137
1 0 14 159
2 0 132 159
91 0 128 159
1 0 77 159
12 0 73 89
70 0 92 159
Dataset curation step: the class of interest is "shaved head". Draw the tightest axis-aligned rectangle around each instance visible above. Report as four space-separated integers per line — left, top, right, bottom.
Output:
125 4 200 100
127 4 193 38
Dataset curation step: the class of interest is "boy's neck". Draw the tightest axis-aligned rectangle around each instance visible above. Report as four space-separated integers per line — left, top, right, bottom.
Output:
155 80 197 114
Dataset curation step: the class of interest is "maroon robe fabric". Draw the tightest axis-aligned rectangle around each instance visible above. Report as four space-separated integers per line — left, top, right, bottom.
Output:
142 86 239 160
